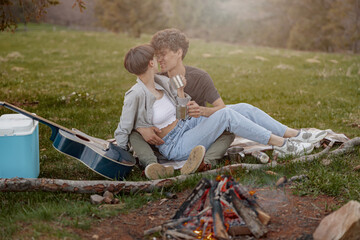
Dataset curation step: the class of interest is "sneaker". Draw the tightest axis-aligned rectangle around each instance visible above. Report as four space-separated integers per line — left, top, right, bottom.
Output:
181 145 206 175
290 129 327 144
273 139 314 158
145 163 174 180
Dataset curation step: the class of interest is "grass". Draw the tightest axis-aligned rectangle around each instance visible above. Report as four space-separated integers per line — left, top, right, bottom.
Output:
1 23 360 239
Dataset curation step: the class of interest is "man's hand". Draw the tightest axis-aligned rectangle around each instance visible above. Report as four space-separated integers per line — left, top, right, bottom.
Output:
136 127 165 145
187 101 201 118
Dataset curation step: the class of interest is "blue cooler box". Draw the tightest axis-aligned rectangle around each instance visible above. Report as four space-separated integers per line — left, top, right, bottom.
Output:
0 113 39 178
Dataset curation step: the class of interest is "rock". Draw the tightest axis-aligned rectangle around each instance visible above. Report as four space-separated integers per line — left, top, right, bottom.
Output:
103 197 113 204
103 190 114 200
112 198 120 204
90 194 105 205
313 200 360 240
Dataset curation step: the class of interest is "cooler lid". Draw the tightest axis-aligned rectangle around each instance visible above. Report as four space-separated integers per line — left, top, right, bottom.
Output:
0 113 38 136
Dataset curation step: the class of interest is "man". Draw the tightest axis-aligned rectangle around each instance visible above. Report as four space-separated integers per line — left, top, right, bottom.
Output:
130 28 327 180
129 29 235 180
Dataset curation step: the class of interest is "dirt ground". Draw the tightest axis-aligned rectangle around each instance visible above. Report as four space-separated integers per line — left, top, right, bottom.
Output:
74 185 340 240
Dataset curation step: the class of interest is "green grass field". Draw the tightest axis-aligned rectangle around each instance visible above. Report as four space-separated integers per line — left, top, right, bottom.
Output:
1 23 360 239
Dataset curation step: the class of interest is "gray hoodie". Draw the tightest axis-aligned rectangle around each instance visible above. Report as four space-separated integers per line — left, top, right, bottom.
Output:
114 74 190 149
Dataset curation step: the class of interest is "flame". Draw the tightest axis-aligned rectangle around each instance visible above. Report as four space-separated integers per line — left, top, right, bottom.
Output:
206 233 216 240
193 229 202 239
216 175 222 181
249 190 256 196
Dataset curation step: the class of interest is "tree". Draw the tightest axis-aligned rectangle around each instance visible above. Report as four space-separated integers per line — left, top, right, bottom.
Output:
285 0 334 51
325 0 360 53
0 0 85 31
94 0 168 38
166 0 229 41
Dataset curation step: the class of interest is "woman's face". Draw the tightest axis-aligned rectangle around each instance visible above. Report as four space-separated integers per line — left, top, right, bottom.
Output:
155 48 181 72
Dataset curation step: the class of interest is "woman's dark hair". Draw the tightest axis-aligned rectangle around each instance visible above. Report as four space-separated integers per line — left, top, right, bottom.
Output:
124 44 155 75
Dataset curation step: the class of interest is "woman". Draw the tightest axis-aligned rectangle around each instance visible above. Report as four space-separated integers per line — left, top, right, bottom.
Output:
114 44 318 180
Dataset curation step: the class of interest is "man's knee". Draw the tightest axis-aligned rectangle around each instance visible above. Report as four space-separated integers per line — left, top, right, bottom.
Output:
204 131 235 165
129 130 143 143
129 131 157 167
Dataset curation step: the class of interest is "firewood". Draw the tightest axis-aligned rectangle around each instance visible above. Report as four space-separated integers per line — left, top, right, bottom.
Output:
228 225 252 236
227 189 267 238
232 183 271 225
143 216 193 236
164 229 194 239
275 176 288 187
172 178 211 219
209 181 229 239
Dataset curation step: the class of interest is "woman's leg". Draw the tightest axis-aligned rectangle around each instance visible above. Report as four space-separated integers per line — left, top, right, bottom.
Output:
164 108 274 160
227 103 295 137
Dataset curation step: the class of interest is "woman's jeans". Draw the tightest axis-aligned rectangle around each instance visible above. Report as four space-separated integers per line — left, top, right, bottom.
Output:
157 103 287 161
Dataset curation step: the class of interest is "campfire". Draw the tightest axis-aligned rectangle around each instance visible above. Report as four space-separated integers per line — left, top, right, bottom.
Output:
145 176 270 239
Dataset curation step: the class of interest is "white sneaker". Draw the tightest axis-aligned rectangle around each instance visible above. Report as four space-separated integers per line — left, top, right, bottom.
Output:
273 139 314 158
181 145 206 175
145 163 174 180
290 129 327 144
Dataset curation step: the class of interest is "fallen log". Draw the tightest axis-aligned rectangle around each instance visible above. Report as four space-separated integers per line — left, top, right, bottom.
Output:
292 137 360 163
291 140 335 163
0 163 276 194
1 137 359 194
0 177 176 194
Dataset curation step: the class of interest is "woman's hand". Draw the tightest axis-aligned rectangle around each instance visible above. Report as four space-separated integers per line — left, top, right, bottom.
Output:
187 101 201 118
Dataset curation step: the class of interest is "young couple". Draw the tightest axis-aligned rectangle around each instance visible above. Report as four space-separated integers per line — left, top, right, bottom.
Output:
114 28 327 180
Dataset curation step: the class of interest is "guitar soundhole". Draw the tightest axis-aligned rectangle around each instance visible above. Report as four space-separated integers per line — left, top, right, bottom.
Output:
76 134 90 142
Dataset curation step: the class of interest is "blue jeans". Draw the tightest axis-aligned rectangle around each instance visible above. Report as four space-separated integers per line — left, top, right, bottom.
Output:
157 103 287 161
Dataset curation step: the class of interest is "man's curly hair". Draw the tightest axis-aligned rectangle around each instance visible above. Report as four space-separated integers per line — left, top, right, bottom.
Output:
151 28 189 60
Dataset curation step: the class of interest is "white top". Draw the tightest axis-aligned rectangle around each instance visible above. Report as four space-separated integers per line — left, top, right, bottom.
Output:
152 94 176 129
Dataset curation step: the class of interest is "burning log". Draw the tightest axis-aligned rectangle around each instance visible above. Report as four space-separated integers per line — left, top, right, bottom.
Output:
173 179 211 219
231 183 271 226
145 176 270 239
209 181 229 239
227 188 268 238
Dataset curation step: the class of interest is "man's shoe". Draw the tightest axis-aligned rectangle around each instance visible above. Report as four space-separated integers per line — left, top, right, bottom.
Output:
290 129 327 144
145 163 174 180
273 139 314 158
181 145 206 175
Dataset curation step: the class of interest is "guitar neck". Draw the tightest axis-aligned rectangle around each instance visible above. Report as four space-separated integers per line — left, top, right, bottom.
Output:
0 101 75 141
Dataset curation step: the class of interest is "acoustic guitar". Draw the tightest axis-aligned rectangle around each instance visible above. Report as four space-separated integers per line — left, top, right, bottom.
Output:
0 101 135 180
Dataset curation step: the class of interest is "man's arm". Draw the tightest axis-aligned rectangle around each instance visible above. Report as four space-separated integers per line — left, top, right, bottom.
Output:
187 97 225 118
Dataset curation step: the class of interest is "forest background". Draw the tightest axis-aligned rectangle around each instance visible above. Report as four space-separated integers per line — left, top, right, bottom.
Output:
2 0 360 54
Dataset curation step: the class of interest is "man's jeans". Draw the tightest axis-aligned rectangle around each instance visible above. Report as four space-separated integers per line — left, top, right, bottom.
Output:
158 103 287 161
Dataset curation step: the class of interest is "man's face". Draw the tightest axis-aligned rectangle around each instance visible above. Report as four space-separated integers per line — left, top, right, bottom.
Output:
155 48 181 72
